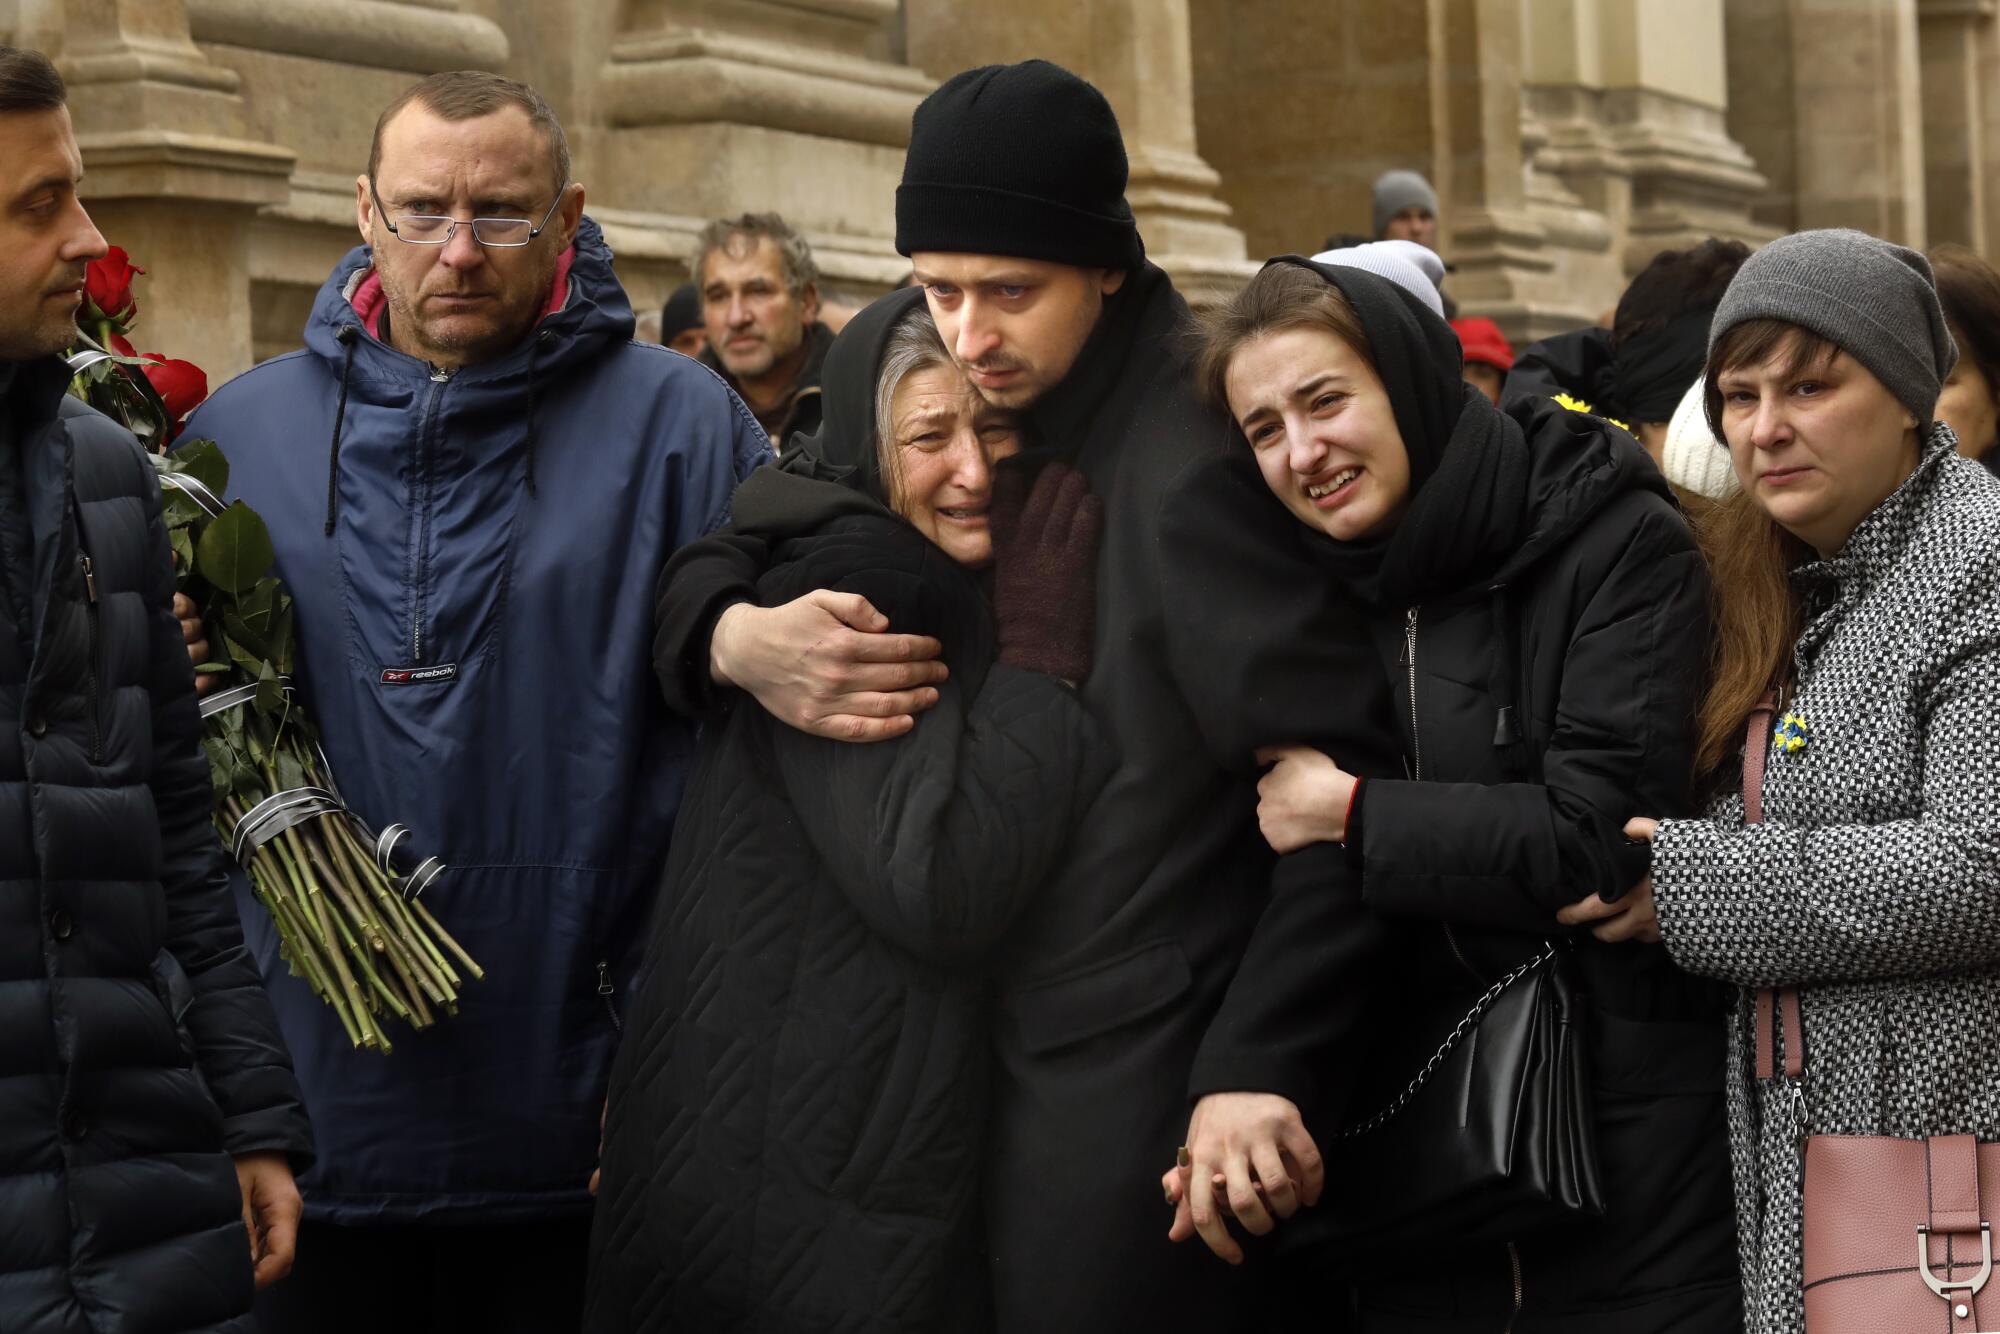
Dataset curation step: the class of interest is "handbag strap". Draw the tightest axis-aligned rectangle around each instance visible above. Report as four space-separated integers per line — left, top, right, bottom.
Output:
1741 693 1808 1082
1336 943 1557 1139
1929 1134 1987 1236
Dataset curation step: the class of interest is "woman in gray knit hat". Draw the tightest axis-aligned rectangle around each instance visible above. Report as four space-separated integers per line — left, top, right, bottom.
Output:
1560 228 2000 1333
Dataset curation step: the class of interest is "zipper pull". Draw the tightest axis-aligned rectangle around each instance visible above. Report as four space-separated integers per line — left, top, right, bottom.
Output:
80 554 97 603
596 960 615 998
429 364 451 383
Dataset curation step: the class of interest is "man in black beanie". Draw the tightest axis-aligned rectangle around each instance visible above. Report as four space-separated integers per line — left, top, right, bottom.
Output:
650 59 1397 1332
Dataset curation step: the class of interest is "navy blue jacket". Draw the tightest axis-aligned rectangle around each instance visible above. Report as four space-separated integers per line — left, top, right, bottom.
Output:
0 358 312 1331
182 218 769 1223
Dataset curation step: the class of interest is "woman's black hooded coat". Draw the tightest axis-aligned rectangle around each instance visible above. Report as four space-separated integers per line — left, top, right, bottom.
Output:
584 292 1112 1334
1228 263 1743 1329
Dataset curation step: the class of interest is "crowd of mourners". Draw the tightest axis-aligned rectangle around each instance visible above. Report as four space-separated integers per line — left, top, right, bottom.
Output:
4 36 2000 1334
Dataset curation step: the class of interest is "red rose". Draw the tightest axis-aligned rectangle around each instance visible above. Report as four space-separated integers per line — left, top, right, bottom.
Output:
107 332 135 358
139 355 208 425
83 247 143 329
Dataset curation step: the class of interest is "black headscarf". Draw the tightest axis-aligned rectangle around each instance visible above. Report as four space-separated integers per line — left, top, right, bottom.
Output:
1262 256 1530 608
729 286 930 536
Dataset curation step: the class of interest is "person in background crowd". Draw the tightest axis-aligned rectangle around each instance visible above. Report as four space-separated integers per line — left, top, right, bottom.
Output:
1372 169 1438 251
1505 238 1750 462
1173 256 1740 1331
658 279 706 357
697 211 833 451
1367 170 1455 317
1659 377 1741 506
1451 315 1513 403
588 294 1111 1333
0 44 314 1333
1930 243 2000 466
179 70 767 1334
1563 229 2000 1334
647 57 1399 1331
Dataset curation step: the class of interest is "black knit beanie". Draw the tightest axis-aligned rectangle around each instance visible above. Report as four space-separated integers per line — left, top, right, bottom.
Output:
896 60 1145 271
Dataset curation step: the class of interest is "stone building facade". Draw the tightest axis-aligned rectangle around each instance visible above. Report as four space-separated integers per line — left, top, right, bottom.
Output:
2 0 1990 380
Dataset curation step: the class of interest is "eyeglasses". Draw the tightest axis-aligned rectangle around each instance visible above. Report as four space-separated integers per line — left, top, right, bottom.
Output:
369 179 567 248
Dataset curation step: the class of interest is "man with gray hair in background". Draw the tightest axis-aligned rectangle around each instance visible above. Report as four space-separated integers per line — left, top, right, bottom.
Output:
696 211 834 451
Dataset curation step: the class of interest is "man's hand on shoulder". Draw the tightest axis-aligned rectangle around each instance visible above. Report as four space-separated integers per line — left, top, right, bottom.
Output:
709 591 946 743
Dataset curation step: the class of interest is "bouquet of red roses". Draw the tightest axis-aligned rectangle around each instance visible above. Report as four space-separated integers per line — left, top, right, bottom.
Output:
67 248 482 1053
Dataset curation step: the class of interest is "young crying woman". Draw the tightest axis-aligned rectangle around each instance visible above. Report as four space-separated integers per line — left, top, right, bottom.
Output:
1172 257 1742 1332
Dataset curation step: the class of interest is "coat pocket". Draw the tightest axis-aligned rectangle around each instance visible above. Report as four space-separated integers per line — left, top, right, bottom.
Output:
1006 939 1192 1056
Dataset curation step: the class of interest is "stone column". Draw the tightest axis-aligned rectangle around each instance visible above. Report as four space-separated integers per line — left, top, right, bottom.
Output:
1918 0 1994 250
56 0 295 378
591 0 932 306
1725 0 1927 243
904 0 1249 304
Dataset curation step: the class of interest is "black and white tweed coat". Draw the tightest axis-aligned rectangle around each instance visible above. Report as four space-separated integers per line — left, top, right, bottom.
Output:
1651 427 2000 1334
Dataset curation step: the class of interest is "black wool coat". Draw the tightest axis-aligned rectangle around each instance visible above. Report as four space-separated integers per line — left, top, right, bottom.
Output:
588 494 1114 1334
0 360 313 1334
1335 402 1743 1329
648 267 1404 1330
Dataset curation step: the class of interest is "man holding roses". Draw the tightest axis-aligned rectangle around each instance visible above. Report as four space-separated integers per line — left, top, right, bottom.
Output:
0 43 315 1334
178 70 768 1333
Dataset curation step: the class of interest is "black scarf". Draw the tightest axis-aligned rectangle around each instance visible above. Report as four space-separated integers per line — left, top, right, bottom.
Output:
728 287 928 538
1264 257 1530 608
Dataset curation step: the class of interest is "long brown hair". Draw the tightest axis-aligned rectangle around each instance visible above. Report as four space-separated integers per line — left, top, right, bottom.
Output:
1691 318 1828 780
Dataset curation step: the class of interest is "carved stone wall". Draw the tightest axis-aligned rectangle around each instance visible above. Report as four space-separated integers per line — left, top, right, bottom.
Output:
0 0 1987 379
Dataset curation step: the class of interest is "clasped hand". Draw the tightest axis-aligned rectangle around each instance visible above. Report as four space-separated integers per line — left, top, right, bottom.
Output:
1555 816 1662 943
1254 745 1356 853
1160 1092 1323 1265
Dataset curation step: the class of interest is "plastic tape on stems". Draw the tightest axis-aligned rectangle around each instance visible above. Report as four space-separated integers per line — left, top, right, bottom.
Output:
230 786 346 860
402 857 445 900
373 823 411 872
65 349 114 376
159 470 228 520
198 676 294 720
361 822 448 900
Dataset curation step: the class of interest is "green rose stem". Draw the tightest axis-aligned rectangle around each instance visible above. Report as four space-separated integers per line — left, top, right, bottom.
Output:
319 824 450 1012
128 427 485 1049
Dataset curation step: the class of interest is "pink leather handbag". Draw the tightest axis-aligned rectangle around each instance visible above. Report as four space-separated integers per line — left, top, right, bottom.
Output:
1740 696 2000 1332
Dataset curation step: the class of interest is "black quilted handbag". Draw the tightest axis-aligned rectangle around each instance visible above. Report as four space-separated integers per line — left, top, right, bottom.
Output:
1280 932 1606 1264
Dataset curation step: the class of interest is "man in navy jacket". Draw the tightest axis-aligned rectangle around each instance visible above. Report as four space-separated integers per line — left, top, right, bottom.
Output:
182 71 768 1333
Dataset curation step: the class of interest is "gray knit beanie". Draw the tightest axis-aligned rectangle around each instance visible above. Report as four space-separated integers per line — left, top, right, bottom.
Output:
1708 228 1957 430
1372 170 1440 238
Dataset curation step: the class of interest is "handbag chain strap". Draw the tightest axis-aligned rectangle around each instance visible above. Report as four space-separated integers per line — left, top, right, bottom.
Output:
1336 942 1559 1139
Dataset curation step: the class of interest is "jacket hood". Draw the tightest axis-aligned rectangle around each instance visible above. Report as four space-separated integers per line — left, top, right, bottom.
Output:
302 215 634 387
729 287 928 542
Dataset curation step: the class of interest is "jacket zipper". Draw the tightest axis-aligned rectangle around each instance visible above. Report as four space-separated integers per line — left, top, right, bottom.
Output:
412 366 451 664
1402 605 1423 779
596 960 622 1033
1501 1240 1523 1332
80 552 103 763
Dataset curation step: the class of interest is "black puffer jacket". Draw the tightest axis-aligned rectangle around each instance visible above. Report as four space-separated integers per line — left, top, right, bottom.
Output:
0 359 313 1334
1345 397 1741 1330
587 297 1113 1333
1221 261 1737 1329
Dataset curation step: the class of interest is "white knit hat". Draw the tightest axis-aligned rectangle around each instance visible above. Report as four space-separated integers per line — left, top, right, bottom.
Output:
1309 239 1447 319
1660 378 1739 500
